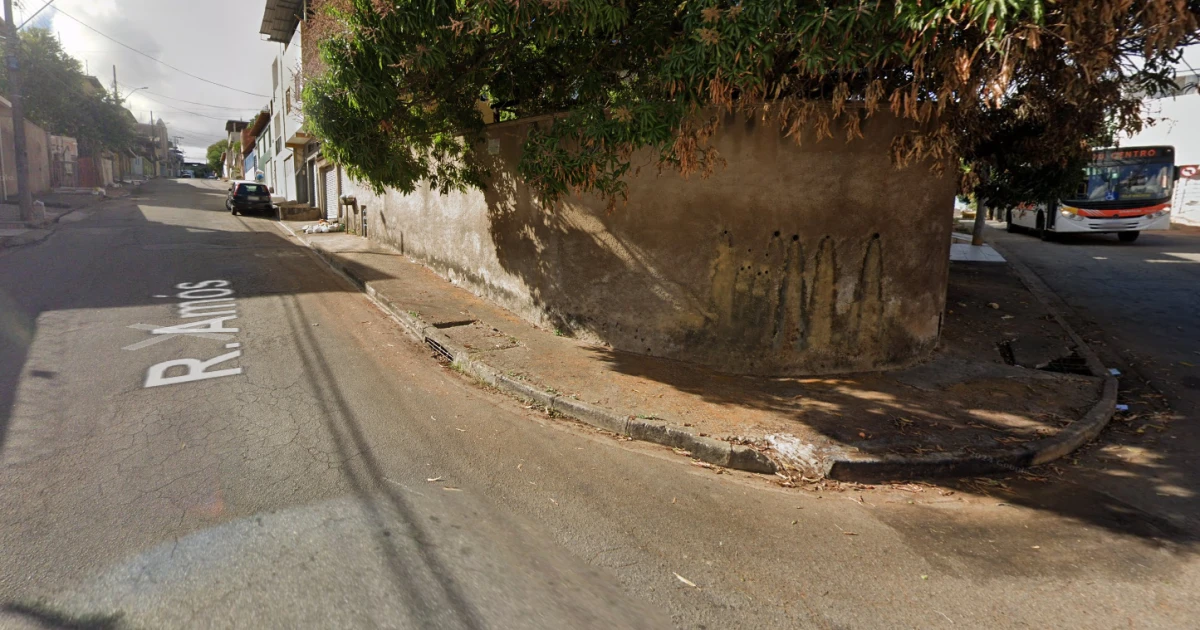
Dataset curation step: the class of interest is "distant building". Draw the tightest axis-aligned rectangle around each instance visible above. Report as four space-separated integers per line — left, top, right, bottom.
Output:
241 111 269 183
1122 70 1200 225
223 120 249 179
1123 70 1199 165
133 119 178 178
79 75 106 97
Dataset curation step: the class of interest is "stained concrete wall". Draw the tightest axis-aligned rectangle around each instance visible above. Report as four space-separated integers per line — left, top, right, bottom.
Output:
352 112 957 375
0 116 52 199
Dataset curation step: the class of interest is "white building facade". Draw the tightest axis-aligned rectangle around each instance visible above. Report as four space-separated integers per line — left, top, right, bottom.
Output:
260 1 310 204
1122 71 1200 225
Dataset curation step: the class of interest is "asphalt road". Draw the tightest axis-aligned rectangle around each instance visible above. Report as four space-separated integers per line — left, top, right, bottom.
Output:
989 224 1200 536
1 180 1198 629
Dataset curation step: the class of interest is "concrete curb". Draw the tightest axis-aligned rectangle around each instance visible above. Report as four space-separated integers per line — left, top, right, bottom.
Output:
279 221 777 475
281 221 1115 481
821 237 1118 482
826 377 1118 481
0 188 126 249
0 228 54 249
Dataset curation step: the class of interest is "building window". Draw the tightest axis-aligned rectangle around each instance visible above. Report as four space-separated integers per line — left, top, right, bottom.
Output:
286 88 292 114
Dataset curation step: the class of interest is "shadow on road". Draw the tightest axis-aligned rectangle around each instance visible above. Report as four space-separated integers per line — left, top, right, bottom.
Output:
0 179 388 460
277 294 486 629
0 601 125 630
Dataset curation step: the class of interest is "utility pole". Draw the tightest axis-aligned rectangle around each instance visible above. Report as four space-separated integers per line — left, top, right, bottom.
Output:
112 65 118 99
149 111 157 176
4 0 36 223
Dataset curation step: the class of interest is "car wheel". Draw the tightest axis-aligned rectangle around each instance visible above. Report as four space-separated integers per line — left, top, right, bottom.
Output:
1118 231 1140 243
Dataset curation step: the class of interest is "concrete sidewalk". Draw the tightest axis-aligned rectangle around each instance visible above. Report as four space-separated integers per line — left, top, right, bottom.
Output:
279 219 1116 482
0 185 137 248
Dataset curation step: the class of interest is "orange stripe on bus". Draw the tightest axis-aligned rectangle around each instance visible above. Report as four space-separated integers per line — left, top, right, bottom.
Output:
1075 203 1169 218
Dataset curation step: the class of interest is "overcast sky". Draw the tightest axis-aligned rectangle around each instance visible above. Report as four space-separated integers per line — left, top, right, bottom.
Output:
25 0 281 161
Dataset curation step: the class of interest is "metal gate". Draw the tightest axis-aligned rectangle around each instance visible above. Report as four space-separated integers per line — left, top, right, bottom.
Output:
78 158 100 188
51 155 78 188
323 166 339 220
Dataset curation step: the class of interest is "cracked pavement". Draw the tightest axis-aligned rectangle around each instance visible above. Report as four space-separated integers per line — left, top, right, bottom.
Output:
1 180 1198 629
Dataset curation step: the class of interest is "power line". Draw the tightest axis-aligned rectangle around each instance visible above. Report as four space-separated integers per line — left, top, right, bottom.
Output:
132 115 227 140
162 126 228 140
52 6 271 99
148 125 227 141
142 90 261 113
18 0 57 29
137 127 225 141
133 91 248 122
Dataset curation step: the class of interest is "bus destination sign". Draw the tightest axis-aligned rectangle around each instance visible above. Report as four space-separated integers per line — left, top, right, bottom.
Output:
1093 146 1174 163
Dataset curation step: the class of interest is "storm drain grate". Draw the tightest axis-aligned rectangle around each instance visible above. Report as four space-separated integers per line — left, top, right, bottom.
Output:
997 340 1017 366
1038 352 1092 376
997 340 1093 375
431 319 477 329
425 337 455 362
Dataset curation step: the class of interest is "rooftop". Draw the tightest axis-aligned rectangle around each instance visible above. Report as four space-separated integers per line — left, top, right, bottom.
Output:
260 0 304 44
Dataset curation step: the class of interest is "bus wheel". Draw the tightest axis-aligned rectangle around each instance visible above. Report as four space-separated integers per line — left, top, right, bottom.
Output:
1006 210 1016 233
1118 231 1140 243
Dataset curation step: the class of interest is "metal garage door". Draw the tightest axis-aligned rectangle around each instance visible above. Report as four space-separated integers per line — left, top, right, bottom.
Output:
323 166 339 220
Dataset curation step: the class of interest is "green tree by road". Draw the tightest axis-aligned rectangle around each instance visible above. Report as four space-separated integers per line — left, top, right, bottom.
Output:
207 139 229 175
0 29 134 152
302 0 1198 208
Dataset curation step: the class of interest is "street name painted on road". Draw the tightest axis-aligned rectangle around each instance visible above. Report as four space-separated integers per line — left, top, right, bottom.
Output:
143 280 245 388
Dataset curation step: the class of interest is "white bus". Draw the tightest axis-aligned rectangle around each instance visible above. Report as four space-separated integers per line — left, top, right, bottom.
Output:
1007 145 1178 243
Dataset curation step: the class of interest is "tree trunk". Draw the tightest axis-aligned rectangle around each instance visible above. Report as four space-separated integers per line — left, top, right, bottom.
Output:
971 198 987 246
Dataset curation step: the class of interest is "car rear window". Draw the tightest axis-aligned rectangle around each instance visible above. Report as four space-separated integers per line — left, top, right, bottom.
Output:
237 184 268 195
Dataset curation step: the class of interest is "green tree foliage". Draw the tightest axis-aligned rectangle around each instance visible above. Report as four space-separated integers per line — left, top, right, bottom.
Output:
304 0 1199 207
207 139 229 174
0 29 135 151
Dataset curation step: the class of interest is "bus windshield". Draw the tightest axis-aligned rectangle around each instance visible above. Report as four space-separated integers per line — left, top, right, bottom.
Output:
1072 162 1174 202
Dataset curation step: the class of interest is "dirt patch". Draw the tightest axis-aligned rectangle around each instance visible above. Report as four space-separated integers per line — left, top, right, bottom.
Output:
462 259 1102 466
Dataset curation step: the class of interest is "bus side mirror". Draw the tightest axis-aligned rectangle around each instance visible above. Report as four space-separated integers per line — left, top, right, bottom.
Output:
1175 166 1182 182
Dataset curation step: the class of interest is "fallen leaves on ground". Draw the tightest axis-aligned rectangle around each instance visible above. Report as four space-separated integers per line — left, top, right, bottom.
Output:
691 460 727 474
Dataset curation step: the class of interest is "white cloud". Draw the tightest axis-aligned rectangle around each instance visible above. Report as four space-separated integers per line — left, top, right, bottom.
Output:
43 0 280 160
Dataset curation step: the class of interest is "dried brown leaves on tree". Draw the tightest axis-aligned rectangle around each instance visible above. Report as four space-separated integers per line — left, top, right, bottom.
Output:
302 0 1200 206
